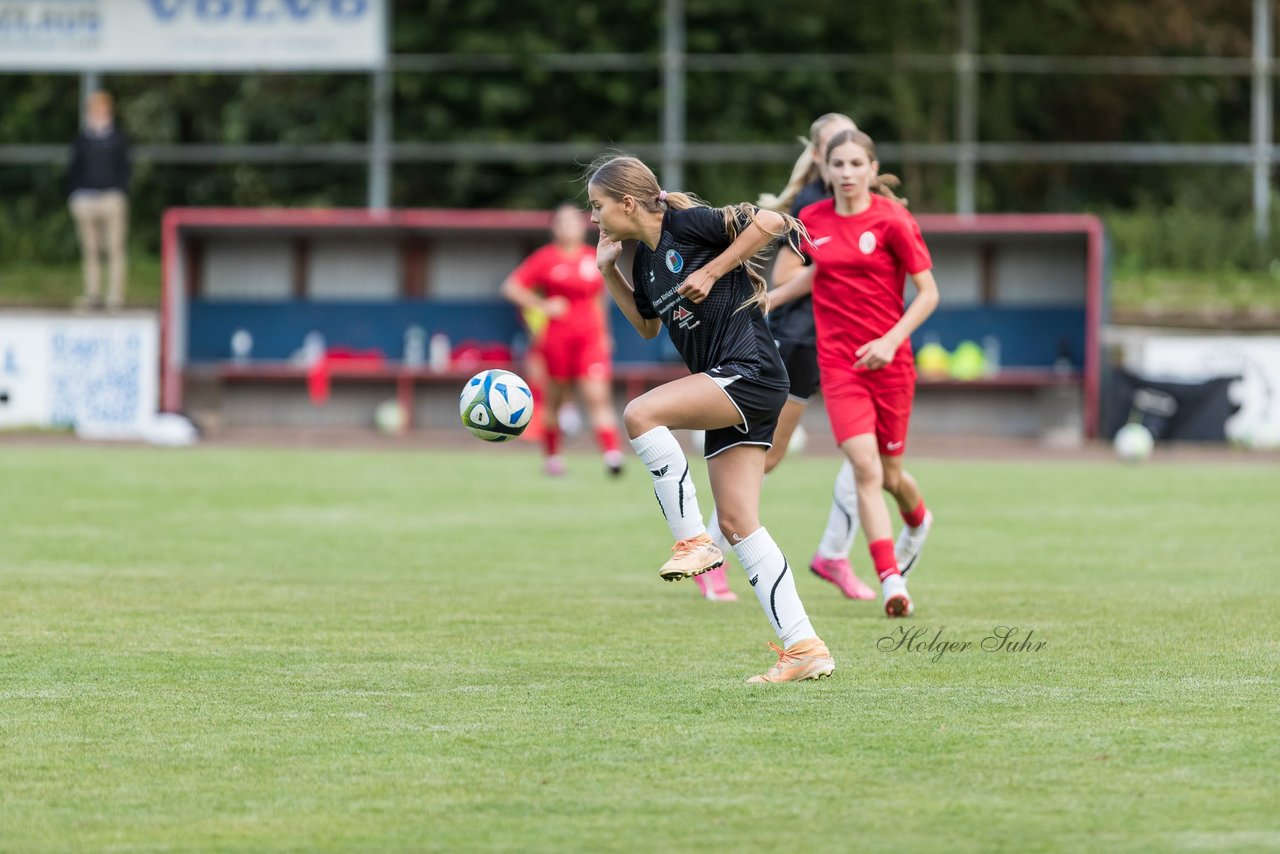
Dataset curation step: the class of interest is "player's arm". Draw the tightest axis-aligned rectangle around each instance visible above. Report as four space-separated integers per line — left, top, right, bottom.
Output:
677 209 787 304
855 269 940 369
500 272 567 318
766 244 814 312
598 234 661 339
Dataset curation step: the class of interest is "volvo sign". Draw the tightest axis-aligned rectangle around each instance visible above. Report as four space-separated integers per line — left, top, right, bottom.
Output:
0 0 385 70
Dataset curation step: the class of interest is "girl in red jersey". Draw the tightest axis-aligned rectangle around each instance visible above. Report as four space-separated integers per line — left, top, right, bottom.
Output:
703 112 877 604
501 203 625 477
770 129 939 617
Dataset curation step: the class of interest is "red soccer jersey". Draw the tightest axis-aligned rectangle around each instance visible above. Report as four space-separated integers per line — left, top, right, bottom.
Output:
797 194 933 380
510 243 606 339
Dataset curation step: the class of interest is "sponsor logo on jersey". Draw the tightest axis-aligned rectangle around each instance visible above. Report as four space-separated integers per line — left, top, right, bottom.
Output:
859 231 877 254
665 249 684 273
671 303 700 330
812 235 833 246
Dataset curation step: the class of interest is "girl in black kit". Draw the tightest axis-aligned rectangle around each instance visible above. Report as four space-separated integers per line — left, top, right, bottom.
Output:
586 153 833 683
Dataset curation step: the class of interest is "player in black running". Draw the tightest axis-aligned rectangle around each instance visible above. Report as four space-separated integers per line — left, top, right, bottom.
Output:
586 153 834 683
706 112 879 603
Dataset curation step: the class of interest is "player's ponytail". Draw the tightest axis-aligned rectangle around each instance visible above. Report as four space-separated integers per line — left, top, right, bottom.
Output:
758 112 857 212
721 204 806 314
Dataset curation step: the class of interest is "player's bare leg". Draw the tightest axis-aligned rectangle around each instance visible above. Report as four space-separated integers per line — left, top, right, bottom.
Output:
842 434 912 617
541 379 570 476
579 374 624 476
763 397 806 474
882 453 933 576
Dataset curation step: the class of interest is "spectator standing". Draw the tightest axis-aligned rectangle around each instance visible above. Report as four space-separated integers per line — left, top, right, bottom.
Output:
67 90 131 311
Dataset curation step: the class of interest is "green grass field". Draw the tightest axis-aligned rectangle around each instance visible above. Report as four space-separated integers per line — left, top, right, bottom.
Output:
1 444 1277 852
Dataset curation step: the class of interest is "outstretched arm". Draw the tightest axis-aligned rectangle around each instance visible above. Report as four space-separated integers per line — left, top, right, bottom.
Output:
597 234 661 339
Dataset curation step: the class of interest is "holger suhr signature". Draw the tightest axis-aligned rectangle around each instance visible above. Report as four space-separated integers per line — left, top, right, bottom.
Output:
878 626 1047 663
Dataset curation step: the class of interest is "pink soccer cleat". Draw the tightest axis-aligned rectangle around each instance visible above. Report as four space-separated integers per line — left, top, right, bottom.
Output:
809 554 876 600
693 565 738 601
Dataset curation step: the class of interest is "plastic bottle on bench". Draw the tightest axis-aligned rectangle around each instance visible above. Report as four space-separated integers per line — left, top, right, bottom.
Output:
429 332 451 373
403 325 426 368
981 334 1001 377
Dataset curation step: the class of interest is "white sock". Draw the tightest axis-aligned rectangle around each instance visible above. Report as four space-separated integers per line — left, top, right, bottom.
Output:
733 527 817 647
817 459 860 559
705 505 731 553
631 427 704 541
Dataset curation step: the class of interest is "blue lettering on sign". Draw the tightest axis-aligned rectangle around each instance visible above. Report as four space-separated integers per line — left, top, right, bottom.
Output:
147 0 368 22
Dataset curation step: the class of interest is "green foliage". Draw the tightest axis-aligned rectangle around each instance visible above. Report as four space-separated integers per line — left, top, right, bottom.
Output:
0 2 1274 284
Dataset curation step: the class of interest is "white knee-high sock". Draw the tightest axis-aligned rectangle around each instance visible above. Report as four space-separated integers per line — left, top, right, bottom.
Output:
817 459 860 559
733 527 817 647
631 426 704 541
705 505 730 553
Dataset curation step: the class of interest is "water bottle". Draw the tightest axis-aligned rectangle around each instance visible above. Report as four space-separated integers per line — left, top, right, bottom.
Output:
230 328 253 364
302 330 325 367
429 333 451 372
403 325 426 367
981 334 1001 377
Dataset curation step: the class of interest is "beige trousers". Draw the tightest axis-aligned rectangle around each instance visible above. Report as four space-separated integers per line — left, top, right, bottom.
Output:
69 190 128 305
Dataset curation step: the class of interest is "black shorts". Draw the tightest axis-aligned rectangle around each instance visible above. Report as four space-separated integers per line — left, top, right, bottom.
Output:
703 372 789 459
776 340 820 402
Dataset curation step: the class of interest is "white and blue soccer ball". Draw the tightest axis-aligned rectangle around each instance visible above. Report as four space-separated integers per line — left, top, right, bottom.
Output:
1113 422 1155 463
459 369 534 442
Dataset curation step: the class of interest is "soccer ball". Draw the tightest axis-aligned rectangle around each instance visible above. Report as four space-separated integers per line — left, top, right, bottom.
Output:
1113 422 1154 463
459 369 534 442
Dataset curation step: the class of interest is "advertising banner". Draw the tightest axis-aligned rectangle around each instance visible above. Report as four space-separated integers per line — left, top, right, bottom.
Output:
0 0 385 71
0 314 158 436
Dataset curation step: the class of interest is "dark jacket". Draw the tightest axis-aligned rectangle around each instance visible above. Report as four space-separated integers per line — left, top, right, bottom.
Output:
67 127 132 196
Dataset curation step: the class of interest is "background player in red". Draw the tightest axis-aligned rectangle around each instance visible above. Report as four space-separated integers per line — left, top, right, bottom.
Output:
587 153 834 683
703 112 877 603
501 203 625 477
770 129 939 617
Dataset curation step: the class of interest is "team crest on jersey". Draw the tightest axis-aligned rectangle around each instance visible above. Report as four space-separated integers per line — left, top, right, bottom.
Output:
859 231 877 254
665 249 684 273
671 303 699 330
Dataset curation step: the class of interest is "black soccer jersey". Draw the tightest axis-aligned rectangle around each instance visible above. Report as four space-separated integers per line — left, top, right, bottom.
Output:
631 207 788 389
767 178 829 346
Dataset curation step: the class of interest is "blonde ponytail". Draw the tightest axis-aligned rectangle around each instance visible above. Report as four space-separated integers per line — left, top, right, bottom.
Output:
758 112 857 212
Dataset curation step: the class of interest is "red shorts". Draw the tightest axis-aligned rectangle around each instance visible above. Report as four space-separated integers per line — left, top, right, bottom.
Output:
822 367 915 455
537 330 611 382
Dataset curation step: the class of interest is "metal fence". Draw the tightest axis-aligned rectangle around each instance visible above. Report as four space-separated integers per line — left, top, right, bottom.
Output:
2 0 1274 237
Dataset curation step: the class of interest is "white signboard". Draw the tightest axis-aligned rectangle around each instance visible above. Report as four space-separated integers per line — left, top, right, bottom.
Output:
1140 335 1280 449
0 314 158 436
0 0 385 71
